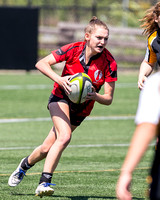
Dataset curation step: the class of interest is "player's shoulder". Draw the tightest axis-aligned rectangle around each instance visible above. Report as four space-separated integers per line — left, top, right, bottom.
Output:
102 48 116 61
65 41 85 49
103 48 114 59
56 41 85 57
64 41 85 56
148 30 158 46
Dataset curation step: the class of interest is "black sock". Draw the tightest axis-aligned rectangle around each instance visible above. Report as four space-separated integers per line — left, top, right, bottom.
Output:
21 156 34 171
39 172 53 184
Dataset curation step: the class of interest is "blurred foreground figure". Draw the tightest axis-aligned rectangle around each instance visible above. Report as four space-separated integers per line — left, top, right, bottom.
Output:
116 71 160 200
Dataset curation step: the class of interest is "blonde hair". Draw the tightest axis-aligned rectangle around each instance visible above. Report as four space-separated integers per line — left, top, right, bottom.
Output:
84 16 109 34
140 2 160 36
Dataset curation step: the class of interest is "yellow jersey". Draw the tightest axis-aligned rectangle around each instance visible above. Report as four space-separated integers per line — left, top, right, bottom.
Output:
144 29 160 65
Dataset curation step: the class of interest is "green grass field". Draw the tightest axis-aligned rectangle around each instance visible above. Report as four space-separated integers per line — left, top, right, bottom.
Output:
0 71 154 200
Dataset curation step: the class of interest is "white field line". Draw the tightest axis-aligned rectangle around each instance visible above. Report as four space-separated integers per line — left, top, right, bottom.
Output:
0 143 155 151
0 144 129 151
0 84 52 90
0 144 134 151
0 116 136 150
0 115 155 151
0 83 137 90
116 83 137 88
0 116 135 124
0 117 51 123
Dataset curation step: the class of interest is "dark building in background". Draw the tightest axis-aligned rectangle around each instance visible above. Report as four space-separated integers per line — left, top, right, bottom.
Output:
0 7 39 70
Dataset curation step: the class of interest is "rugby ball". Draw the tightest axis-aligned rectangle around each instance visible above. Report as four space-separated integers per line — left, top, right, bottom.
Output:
68 73 92 104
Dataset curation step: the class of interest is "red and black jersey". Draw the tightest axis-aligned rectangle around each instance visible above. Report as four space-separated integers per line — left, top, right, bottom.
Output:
51 41 117 117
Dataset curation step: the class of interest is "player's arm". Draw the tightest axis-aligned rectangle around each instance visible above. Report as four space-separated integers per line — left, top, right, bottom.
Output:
35 53 71 94
138 60 155 90
35 53 59 81
116 122 157 200
86 81 115 105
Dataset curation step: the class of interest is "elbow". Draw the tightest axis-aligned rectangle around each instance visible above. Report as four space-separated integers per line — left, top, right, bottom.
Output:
107 95 114 105
102 93 114 105
103 97 113 105
35 61 40 70
106 99 112 105
35 60 44 72
96 94 113 105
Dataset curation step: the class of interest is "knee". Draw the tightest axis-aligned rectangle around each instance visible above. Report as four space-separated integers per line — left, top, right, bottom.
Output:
58 134 72 149
40 144 51 155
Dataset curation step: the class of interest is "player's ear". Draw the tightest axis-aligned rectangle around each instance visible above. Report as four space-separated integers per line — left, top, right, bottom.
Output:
85 32 90 41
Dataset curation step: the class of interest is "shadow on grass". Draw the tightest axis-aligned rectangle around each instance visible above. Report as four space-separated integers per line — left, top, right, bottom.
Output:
11 192 145 200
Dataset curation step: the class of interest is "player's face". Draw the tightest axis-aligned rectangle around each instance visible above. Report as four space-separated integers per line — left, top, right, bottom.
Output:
85 25 109 55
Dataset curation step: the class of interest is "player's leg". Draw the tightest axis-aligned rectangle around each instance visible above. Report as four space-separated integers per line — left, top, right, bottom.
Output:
28 126 57 165
35 101 76 197
8 127 57 187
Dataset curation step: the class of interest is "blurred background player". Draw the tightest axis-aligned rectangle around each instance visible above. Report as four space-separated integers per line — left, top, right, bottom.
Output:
138 2 160 90
8 16 117 197
116 71 160 200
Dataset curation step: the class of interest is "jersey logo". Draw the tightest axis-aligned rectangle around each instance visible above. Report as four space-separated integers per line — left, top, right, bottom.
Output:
94 70 102 82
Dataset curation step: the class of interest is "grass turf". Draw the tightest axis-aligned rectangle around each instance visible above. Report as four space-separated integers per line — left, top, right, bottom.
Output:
0 71 154 199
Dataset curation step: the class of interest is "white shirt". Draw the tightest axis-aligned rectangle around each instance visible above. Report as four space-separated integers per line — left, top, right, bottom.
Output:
135 71 160 125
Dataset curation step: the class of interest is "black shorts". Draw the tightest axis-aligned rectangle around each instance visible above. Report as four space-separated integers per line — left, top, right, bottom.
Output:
150 136 160 200
48 93 86 126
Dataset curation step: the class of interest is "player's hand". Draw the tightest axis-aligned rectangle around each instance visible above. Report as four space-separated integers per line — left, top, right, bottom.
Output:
58 76 72 95
116 172 132 200
86 86 96 100
138 75 147 90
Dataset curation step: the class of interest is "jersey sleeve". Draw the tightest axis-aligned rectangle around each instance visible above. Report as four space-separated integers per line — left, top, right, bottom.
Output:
135 72 160 125
105 51 118 82
51 43 75 63
144 33 157 64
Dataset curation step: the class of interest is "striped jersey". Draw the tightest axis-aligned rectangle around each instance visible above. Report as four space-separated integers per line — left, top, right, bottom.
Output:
50 41 117 117
144 29 160 65
51 41 117 98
